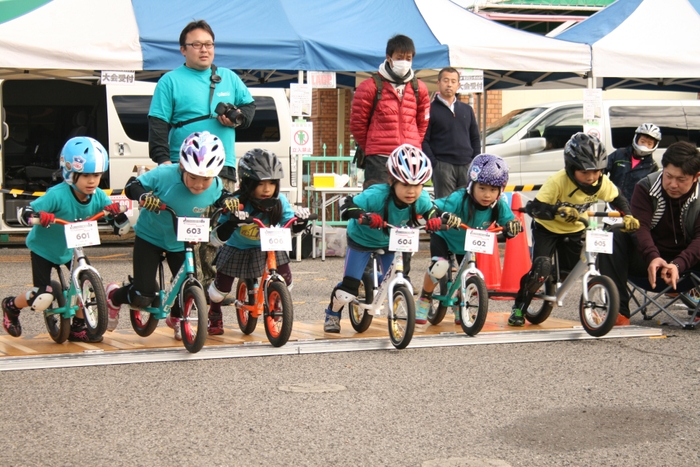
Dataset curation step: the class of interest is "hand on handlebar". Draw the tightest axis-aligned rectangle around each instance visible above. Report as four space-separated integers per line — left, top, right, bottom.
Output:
425 217 442 233
38 211 55 228
293 207 311 221
502 218 523 238
222 197 240 213
359 213 383 229
104 202 123 217
139 193 163 212
557 206 579 224
621 215 640 233
441 212 461 230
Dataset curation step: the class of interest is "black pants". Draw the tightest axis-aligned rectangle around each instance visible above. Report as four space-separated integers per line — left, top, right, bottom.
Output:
514 222 584 310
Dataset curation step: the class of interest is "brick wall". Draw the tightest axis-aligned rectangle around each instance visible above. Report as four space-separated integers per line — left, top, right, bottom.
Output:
469 90 502 128
309 88 352 157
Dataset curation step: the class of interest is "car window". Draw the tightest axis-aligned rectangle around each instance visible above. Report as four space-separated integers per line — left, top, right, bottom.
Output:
609 105 688 149
535 106 583 151
112 95 151 142
485 107 545 145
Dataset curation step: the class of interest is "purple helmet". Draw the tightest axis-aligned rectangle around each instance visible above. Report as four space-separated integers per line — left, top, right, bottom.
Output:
467 154 509 193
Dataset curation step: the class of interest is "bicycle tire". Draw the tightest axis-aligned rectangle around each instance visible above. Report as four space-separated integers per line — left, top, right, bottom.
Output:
235 279 258 335
427 277 448 325
525 278 556 325
388 285 415 349
460 275 489 336
349 271 374 333
579 275 619 337
181 285 208 353
264 281 293 347
44 280 69 344
78 270 108 340
130 308 159 337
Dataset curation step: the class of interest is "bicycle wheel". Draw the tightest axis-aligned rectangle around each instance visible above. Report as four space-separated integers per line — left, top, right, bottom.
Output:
579 275 619 337
264 280 293 347
44 280 69 344
427 277 448 325
460 275 489 336
181 285 208 353
525 278 556 325
235 279 258 335
78 270 108 339
130 308 158 337
387 285 415 349
349 271 374 333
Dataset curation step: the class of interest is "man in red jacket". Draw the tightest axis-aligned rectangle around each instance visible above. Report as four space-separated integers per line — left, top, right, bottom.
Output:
350 34 431 189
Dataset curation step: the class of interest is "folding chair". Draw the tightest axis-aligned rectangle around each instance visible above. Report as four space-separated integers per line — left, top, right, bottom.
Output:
628 272 700 329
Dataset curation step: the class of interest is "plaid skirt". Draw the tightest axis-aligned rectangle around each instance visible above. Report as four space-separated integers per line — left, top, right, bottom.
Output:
215 245 290 279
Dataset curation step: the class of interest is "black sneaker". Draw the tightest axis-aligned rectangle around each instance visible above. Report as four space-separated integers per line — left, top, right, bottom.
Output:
2 297 21 337
68 321 103 343
508 308 525 327
208 310 224 335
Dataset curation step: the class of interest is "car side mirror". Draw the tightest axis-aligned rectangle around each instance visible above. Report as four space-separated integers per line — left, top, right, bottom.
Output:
520 137 546 155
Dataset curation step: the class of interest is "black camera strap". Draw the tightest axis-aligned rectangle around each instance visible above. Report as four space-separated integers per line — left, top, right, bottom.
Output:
172 64 220 129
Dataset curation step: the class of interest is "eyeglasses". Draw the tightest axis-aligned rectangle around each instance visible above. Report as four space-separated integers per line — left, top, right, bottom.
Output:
185 41 215 50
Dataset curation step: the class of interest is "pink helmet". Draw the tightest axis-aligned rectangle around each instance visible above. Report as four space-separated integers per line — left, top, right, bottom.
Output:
386 144 433 185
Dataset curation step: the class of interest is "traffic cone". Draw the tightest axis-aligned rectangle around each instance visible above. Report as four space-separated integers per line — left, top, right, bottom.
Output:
494 192 532 298
476 227 502 291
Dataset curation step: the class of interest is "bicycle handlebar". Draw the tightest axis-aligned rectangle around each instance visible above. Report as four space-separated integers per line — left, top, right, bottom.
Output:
29 205 128 226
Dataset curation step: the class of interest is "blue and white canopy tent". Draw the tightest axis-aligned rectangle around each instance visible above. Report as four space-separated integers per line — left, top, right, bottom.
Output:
556 0 700 92
0 0 591 85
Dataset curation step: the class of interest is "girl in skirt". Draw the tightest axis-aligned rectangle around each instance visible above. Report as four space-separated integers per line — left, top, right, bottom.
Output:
207 149 310 335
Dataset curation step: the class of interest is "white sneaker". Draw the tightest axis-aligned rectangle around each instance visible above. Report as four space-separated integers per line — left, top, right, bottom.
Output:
105 283 121 332
165 316 182 341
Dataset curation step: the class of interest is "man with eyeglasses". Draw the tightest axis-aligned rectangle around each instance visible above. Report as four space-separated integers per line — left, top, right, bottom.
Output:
148 19 256 302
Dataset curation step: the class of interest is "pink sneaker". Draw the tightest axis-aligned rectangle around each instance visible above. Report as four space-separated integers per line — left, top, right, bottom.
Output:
165 315 182 341
105 283 121 332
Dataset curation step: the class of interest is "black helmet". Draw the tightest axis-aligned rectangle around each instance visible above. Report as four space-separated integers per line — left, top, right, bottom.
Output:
564 133 607 195
238 149 284 212
238 148 284 182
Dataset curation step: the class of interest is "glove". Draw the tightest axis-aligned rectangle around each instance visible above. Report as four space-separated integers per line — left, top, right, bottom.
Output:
294 207 311 221
557 206 579 223
621 215 640 233
360 213 383 229
139 193 162 212
502 219 523 239
39 211 55 228
441 212 461 229
229 210 250 224
425 217 442 233
222 197 239 213
104 202 123 217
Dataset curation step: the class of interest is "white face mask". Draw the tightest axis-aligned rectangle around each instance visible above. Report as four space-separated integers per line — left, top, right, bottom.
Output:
391 60 411 76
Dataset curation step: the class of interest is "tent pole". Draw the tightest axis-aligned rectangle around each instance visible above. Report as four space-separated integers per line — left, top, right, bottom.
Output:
481 91 487 153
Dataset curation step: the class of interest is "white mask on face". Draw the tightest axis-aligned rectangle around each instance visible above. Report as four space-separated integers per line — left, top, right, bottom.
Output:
391 60 411 76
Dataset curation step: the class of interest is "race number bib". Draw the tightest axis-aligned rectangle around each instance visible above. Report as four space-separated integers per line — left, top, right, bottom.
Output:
586 230 613 254
389 228 419 252
65 221 100 248
176 217 210 243
260 227 292 251
464 229 495 254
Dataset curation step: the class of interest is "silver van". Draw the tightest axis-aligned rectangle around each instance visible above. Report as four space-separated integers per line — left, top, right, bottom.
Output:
0 79 292 233
486 100 700 186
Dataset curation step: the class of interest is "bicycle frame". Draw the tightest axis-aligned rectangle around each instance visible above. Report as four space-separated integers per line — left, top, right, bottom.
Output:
354 250 412 318
51 246 104 319
234 245 287 319
432 251 484 309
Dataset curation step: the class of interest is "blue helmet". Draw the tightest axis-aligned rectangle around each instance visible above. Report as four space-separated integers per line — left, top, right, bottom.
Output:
60 137 109 184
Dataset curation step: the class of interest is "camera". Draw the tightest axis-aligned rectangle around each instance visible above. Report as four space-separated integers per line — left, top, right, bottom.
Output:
215 102 242 126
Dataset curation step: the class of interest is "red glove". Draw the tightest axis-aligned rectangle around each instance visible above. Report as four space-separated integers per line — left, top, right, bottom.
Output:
104 202 123 216
39 211 55 228
360 213 383 229
425 217 442 233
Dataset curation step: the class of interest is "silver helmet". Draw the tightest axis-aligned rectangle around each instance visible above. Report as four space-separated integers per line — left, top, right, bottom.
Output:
632 123 662 157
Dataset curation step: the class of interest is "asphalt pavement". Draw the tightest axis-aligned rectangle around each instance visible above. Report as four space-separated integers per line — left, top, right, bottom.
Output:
0 243 699 467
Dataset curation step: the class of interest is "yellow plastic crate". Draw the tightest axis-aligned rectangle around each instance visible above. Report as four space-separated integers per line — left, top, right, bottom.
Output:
313 173 337 188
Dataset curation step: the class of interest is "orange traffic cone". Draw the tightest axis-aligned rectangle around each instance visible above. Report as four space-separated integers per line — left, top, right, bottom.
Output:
494 192 532 298
476 228 502 291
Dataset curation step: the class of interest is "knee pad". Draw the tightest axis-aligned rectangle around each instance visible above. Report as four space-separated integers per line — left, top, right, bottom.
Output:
25 286 54 312
524 257 552 293
208 282 230 304
127 287 154 309
330 277 361 312
427 256 449 284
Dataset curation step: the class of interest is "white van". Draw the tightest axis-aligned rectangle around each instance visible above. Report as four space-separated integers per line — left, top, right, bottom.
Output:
0 79 292 233
485 99 700 186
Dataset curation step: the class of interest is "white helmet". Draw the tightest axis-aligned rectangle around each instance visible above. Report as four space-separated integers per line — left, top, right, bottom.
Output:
632 123 661 157
387 144 433 185
179 131 226 177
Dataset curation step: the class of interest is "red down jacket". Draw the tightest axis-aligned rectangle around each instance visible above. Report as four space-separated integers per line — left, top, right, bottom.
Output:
350 76 430 156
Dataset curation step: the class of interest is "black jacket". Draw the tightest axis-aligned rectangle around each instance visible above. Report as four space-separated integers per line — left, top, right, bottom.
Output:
605 145 659 201
422 96 481 166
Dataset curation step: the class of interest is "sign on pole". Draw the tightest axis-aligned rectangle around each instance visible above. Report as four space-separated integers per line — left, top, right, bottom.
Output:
583 88 604 139
308 71 336 89
290 83 312 117
459 69 484 94
291 122 313 155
